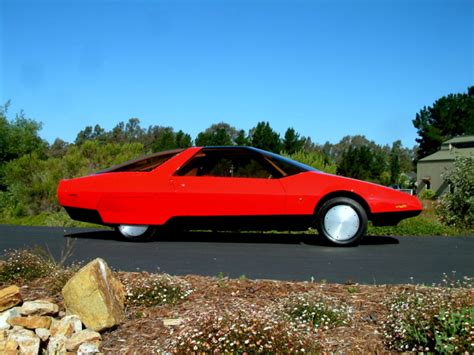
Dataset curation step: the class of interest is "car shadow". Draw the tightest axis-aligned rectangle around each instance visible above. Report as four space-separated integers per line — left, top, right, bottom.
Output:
65 229 399 246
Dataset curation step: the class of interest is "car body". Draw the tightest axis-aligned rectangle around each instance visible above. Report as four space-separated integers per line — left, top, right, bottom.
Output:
57 146 422 245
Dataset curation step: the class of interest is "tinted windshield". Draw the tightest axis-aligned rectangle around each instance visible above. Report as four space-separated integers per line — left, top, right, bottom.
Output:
97 149 183 173
260 150 319 176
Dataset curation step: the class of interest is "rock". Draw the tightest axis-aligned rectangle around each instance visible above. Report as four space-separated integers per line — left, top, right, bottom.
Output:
62 258 125 331
7 328 40 355
35 327 50 342
0 286 22 312
65 329 101 352
20 300 58 316
0 307 21 330
8 315 52 329
47 334 67 354
163 318 183 327
77 342 100 354
50 315 82 337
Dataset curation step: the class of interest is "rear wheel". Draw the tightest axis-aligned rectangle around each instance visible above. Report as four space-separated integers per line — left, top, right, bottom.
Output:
316 197 367 246
115 225 156 241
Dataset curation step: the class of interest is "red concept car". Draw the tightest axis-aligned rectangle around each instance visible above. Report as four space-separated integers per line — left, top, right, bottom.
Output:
57 146 422 246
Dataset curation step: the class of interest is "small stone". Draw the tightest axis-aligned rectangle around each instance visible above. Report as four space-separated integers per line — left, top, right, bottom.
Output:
47 335 67 354
0 307 21 330
163 318 183 327
7 328 40 355
8 315 52 330
0 286 22 312
35 327 50 342
78 342 100 354
66 329 101 352
20 300 59 316
50 315 82 337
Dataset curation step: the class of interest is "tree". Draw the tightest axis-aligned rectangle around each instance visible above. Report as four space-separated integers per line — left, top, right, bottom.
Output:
389 140 402 185
234 130 249 146
175 130 192 148
195 122 240 146
413 86 474 160
436 156 474 229
282 127 305 154
249 122 281 153
337 145 388 183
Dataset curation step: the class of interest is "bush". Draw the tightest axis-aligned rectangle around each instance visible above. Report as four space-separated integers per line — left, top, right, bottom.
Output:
0 247 56 282
436 156 474 229
166 305 319 353
282 150 337 174
383 287 474 353
124 273 193 307
283 293 349 330
419 188 436 200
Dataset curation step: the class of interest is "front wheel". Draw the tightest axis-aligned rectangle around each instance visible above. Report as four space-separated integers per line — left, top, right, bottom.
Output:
316 197 367 246
115 225 156 242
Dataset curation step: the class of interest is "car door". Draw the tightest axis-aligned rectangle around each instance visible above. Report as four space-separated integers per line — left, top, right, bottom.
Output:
170 148 286 217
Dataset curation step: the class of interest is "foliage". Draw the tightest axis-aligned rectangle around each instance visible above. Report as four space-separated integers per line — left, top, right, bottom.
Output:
383 286 474 353
0 247 56 282
419 189 436 200
195 122 240 146
436 156 474 229
124 273 193 307
249 121 281 153
166 304 319 353
283 293 349 329
337 145 388 184
282 127 305 154
389 140 402 184
282 150 337 174
413 86 474 160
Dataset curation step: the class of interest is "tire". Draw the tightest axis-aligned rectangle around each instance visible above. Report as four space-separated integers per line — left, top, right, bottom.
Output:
316 197 367 246
115 225 156 242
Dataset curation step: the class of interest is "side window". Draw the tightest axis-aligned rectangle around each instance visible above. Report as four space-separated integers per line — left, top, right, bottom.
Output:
176 150 280 178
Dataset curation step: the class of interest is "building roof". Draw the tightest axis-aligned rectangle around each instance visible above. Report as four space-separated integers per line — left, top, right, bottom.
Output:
443 135 474 145
419 147 474 162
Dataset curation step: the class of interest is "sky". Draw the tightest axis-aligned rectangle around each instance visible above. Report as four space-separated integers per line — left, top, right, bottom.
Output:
0 0 473 147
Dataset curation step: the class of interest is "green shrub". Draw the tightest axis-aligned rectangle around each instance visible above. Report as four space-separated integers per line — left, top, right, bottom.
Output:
282 150 337 174
283 293 349 330
419 189 436 200
383 287 474 353
436 156 474 230
0 247 56 282
124 273 193 307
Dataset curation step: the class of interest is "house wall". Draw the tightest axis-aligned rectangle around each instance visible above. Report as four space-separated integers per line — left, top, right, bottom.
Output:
417 160 453 195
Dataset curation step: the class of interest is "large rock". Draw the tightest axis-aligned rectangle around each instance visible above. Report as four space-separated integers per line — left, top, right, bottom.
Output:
7 327 40 355
20 300 58 316
47 334 67 354
61 258 125 331
0 286 22 312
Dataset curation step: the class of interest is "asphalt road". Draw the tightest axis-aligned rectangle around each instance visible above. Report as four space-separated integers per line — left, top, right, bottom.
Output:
0 225 472 285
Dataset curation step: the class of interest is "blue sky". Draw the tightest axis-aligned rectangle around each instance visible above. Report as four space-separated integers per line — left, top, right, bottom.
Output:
1 0 472 147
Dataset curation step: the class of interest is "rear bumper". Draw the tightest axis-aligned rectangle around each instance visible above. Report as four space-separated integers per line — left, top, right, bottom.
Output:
371 210 422 226
64 207 104 225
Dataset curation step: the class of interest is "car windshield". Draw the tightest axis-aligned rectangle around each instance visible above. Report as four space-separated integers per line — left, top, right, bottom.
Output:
258 150 319 175
97 149 183 173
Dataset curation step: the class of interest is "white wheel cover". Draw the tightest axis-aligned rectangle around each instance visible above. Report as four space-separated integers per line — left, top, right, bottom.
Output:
323 205 360 241
118 225 149 238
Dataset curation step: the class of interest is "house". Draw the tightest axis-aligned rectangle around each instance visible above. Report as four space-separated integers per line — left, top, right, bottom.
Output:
417 135 474 195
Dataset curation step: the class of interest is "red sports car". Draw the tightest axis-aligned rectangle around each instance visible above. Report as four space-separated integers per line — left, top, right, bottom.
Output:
57 146 422 246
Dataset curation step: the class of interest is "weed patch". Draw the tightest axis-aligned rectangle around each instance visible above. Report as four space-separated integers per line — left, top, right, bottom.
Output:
382 286 474 353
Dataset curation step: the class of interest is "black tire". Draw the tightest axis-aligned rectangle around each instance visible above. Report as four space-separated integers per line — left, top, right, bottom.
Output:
316 197 367 246
115 225 156 242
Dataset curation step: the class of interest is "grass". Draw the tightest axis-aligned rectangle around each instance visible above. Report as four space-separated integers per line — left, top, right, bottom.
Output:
0 210 108 228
